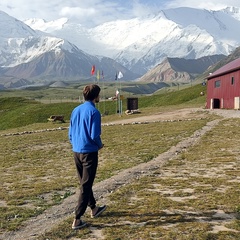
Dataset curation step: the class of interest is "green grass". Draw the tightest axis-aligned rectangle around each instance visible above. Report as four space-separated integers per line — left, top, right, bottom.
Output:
38 116 240 239
0 83 206 130
139 83 206 108
0 118 212 232
46 118 239 240
3 83 239 239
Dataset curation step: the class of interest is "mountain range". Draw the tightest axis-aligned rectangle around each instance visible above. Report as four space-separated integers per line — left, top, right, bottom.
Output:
0 10 139 89
0 6 240 89
25 6 240 74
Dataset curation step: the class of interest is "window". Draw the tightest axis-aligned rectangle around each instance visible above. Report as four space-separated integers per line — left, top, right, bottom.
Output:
231 77 234 85
215 80 221 88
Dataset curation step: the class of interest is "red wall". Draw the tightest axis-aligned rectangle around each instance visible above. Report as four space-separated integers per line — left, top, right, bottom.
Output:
206 70 240 109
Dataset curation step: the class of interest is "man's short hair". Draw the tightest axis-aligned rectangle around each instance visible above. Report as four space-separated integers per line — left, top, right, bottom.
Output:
83 84 101 101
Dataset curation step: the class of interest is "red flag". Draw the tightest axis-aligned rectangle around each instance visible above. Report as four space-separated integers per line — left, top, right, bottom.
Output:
91 65 95 75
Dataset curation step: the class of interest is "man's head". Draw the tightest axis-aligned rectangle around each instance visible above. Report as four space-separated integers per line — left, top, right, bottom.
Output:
83 84 101 102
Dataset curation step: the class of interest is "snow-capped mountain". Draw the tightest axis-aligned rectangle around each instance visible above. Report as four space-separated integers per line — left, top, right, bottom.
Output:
0 11 37 38
0 11 138 88
1 6 240 89
25 7 240 75
222 6 240 20
24 18 68 32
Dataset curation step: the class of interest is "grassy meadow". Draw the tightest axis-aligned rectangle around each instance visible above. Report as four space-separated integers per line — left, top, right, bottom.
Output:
0 83 239 239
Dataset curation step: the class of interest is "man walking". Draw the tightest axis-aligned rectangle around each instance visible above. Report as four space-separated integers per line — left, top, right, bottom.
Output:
69 84 106 230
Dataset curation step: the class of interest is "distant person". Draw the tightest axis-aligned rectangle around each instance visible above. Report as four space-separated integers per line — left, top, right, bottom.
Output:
69 84 106 230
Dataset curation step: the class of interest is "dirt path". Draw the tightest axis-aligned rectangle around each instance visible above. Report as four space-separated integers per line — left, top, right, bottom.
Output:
1 108 239 240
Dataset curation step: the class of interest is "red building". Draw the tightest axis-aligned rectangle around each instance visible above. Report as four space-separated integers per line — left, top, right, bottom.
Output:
206 58 240 109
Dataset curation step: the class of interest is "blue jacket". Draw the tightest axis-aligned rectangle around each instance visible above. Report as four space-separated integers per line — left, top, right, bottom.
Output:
69 101 103 153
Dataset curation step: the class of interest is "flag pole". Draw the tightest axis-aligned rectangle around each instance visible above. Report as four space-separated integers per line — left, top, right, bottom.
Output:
91 65 99 109
118 71 123 116
101 70 106 115
117 72 121 116
115 72 118 115
119 79 122 115
119 77 121 116
115 71 123 116
97 70 102 110
102 76 105 115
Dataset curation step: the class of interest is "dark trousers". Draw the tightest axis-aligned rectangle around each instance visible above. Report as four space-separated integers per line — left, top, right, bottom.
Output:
73 151 98 219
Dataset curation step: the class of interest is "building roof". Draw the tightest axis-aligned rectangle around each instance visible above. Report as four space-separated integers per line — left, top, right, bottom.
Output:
207 58 240 80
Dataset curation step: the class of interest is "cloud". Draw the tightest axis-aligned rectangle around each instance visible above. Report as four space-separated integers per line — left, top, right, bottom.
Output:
131 0 157 16
60 7 96 18
164 0 240 10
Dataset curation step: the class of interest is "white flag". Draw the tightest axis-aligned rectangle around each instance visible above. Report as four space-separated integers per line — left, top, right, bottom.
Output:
118 71 123 79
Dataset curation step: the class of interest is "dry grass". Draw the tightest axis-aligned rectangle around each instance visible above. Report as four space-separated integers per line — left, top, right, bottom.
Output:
38 117 239 240
100 118 240 240
1 113 240 239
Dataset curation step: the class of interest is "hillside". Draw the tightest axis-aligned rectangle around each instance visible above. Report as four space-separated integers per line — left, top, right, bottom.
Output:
0 83 206 130
194 45 240 82
138 55 226 83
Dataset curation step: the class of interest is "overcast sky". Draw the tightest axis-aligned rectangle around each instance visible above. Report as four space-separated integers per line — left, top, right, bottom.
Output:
1 0 240 27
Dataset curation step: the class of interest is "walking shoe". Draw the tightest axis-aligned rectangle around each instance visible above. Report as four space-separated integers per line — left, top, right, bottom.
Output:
72 219 87 230
91 205 107 218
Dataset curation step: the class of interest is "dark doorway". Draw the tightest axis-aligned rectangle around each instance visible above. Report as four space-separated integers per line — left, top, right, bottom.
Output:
213 98 220 109
127 98 138 110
